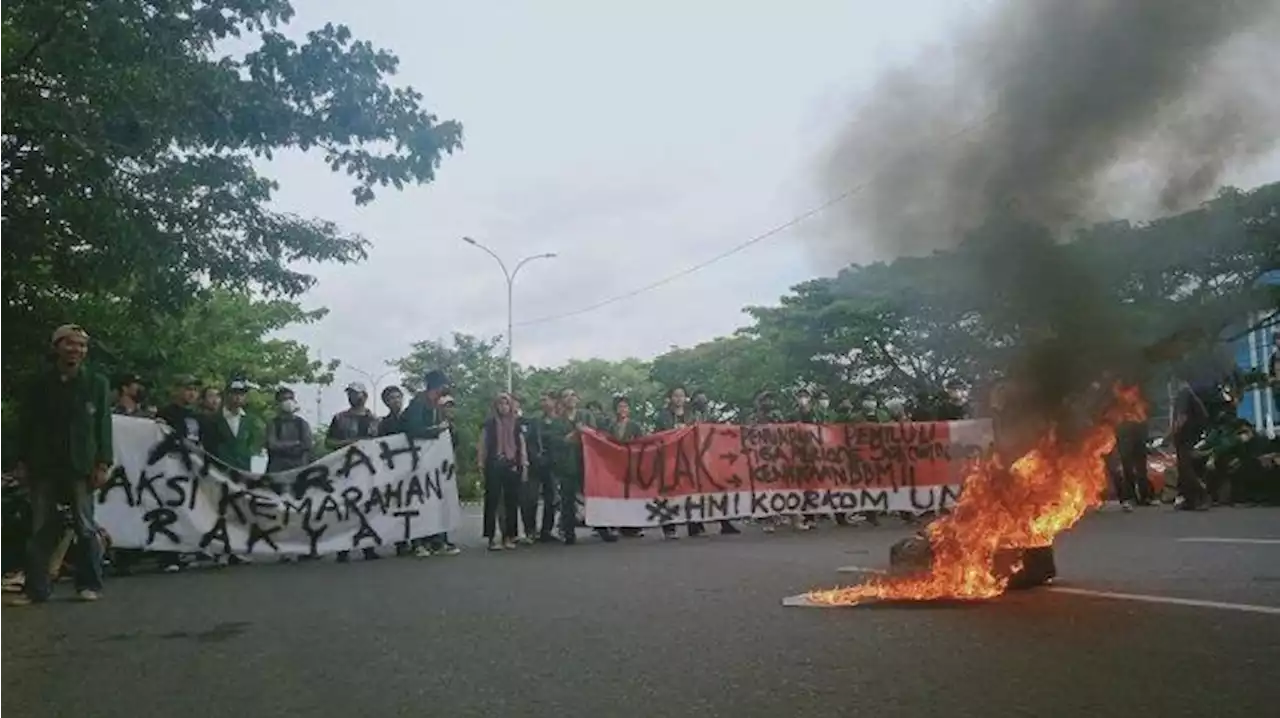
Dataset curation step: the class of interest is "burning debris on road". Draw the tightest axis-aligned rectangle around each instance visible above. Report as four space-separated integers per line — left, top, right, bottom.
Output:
806 386 1145 605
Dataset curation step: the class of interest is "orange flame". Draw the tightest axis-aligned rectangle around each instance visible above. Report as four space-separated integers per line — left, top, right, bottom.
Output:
807 385 1147 605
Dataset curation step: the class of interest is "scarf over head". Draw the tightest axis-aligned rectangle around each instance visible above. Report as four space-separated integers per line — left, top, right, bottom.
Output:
492 393 520 461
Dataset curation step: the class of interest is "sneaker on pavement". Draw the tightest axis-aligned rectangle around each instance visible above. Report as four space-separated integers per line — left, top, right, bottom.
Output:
76 589 101 602
439 543 461 556
413 545 434 558
5 594 36 607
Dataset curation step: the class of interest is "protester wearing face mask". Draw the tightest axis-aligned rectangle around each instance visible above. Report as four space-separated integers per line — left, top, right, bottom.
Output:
266 388 313 473
791 388 825 423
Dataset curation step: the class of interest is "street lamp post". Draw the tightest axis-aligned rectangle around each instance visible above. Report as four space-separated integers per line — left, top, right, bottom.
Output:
463 237 556 395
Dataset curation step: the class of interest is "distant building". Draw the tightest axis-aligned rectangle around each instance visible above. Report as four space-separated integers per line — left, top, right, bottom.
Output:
1231 270 1278 437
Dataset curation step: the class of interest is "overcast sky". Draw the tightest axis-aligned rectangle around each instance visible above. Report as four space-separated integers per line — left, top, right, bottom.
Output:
263 1 1279 421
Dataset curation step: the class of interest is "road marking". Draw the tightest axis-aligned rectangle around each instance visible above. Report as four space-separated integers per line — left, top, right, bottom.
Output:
837 566 887 575
1177 537 1280 545
1049 587 1280 616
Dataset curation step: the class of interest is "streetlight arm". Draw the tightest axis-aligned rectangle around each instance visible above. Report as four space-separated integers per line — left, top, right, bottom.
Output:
464 236 511 283
512 252 556 283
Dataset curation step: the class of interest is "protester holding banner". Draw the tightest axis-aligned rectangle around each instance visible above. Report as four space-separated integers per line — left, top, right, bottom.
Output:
549 388 616 544
112 373 152 418
404 370 461 556
266 387 314 473
477 393 527 550
8 324 112 607
653 386 741 538
606 395 645 538
654 386 699 539
790 389 825 528
204 380 260 470
158 375 204 444
379 385 407 437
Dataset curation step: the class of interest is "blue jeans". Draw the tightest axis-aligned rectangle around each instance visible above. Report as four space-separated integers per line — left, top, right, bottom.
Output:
25 478 103 600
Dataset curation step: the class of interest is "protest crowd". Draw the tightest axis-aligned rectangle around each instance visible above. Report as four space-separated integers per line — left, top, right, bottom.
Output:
4 324 1279 606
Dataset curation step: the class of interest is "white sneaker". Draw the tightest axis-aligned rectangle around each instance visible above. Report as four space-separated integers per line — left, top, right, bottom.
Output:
413 545 433 558
1121 500 1134 513
76 589 101 602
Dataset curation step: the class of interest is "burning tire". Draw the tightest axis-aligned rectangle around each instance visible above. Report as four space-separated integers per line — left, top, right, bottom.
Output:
889 534 1056 590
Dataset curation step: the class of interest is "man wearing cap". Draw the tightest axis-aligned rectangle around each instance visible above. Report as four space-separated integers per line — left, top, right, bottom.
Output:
403 370 461 556
9 325 112 606
328 382 381 562
113 373 152 417
204 379 261 472
152 374 207 572
327 382 380 451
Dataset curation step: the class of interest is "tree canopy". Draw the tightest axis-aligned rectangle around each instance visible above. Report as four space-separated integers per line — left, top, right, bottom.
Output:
391 183 1278 429
2 0 462 389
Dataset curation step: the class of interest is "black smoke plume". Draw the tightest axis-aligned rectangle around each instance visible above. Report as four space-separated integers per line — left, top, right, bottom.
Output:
821 0 1280 436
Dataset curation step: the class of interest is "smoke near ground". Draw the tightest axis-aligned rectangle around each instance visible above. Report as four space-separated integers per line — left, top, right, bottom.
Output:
820 0 1280 261
820 0 1280 434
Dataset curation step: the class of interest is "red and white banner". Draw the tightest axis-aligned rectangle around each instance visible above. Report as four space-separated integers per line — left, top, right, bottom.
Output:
583 420 993 527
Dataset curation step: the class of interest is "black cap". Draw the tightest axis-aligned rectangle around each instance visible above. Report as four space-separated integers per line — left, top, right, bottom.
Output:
424 369 450 391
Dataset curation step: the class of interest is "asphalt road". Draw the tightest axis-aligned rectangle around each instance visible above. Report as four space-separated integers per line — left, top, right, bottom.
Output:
4 506 1279 718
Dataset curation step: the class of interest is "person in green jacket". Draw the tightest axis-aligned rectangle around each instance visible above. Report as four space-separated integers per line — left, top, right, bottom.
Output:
203 378 262 472
10 324 113 606
202 378 262 566
548 387 616 544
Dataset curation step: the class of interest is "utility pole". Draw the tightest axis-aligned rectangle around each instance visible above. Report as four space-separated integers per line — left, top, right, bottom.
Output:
462 236 557 394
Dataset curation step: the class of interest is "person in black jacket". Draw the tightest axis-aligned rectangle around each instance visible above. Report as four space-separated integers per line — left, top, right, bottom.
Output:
157 375 203 443
378 385 407 437
520 392 559 543
154 375 204 572
477 393 528 551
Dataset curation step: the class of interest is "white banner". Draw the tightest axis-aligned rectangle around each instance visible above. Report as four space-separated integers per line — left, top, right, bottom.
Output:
97 417 462 556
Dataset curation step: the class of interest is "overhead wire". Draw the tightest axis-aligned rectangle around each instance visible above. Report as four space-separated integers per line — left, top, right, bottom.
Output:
517 107 1001 328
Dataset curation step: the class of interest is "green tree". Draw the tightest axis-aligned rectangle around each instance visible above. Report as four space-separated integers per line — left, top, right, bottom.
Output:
649 335 791 421
2 0 463 389
522 358 663 426
1 289 332 467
